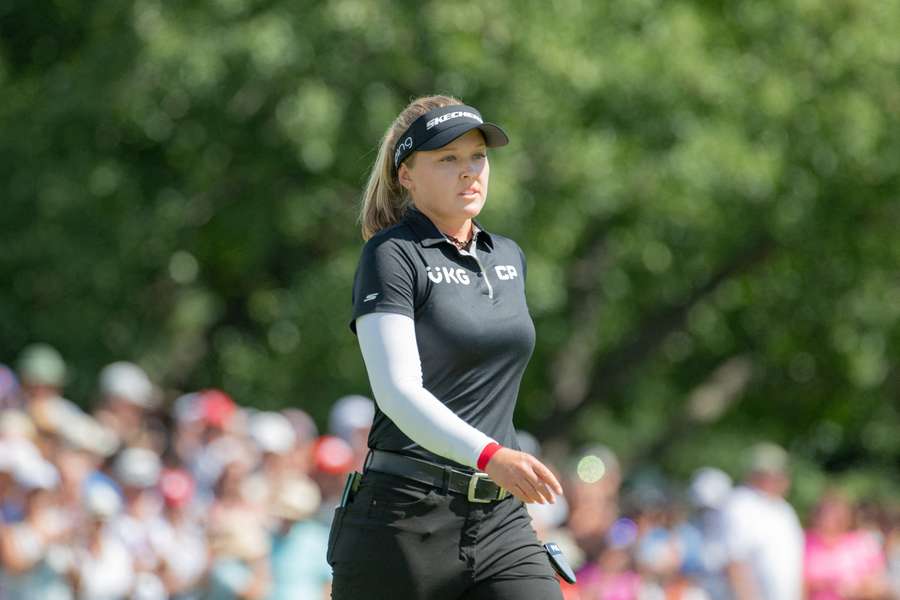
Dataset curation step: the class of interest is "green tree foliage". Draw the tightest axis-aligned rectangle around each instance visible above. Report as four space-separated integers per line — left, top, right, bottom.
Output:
2 0 898 499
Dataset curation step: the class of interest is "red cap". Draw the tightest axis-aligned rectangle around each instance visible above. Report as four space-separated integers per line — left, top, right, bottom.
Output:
312 435 355 475
159 468 194 508
200 389 237 429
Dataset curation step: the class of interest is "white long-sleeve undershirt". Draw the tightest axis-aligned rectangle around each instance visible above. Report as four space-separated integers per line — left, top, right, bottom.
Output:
355 311 496 470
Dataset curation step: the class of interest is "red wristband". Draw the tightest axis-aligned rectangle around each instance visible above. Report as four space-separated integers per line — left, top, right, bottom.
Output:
477 442 503 471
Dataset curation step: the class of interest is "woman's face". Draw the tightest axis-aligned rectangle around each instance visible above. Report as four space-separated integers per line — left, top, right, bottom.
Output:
398 128 489 226
814 495 853 535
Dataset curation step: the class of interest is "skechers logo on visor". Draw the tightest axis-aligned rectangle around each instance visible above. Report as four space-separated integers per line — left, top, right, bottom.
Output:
425 111 482 130
392 107 484 169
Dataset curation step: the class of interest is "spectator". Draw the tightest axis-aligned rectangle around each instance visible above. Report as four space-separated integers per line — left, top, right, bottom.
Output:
267 476 331 600
576 518 643 600
171 392 206 469
187 389 243 497
53 444 104 549
206 516 271 600
803 489 890 600
721 442 803 600
95 362 162 450
885 506 900 598
634 494 709 600
15 344 96 461
244 411 297 506
109 447 166 599
206 457 271 600
0 364 22 411
307 435 355 524
69 476 134 600
327 395 373 472
281 408 319 477
0 446 8 600
151 469 208 599
0 453 72 600
16 343 67 406
19 353 119 462
0 434 35 524
0 439 13 510
687 467 734 600
566 445 622 568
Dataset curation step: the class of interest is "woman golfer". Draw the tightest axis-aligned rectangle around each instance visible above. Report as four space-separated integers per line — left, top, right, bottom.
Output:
328 95 566 600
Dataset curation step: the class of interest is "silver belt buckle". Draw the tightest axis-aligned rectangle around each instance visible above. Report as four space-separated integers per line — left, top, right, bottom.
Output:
467 472 507 503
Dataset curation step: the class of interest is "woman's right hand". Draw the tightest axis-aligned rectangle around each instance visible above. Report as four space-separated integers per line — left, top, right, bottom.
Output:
483 448 563 504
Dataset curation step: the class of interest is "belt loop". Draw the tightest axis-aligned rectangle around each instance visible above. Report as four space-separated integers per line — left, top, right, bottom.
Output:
363 448 374 473
440 465 452 494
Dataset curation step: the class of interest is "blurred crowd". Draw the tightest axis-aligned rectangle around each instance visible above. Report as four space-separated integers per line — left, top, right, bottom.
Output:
1 343 899 600
0 343 372 600
534 442 900 600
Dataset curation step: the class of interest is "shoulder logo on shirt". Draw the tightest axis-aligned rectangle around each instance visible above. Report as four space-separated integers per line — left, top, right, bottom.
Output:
426 266 471 285
363 293 379 302
494 265 519 280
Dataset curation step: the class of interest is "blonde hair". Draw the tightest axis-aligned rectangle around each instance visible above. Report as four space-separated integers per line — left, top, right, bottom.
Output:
359 94 464 240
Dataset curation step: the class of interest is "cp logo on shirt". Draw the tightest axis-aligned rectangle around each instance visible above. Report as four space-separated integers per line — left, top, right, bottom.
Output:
494 265 518 280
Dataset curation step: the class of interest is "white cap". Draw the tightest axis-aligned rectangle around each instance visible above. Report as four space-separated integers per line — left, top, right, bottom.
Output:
113 447 162 488
4 436 41 460
689 467 733 509
14 455 60 491
172 392 203 423
84 479 123 518
17 343 66 386
29 396 118 456
57 412 120 457
0 410 37 439
249 411 296 455
3 438 60 492
282 409 318 443
207 434 259 471
270 476 321 521
744 441 789 475
4 437 43 475
526 493 570 530
328 395 374 442
99 361 157 409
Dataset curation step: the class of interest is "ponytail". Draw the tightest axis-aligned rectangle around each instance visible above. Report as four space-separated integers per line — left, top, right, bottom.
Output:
359 95 463 240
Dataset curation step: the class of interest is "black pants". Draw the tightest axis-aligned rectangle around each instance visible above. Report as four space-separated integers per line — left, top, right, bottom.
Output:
328 468 563 600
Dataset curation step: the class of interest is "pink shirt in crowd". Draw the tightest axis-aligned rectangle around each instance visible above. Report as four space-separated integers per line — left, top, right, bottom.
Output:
804 530 886 600
576 565 642 600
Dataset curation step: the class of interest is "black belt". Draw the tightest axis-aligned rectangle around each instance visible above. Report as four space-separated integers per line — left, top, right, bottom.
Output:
366 450 509 503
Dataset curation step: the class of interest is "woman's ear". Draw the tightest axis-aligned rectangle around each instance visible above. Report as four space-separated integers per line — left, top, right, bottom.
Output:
397 162 414 192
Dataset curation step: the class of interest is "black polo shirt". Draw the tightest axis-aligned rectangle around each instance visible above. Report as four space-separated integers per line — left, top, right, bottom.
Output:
349 206 535 470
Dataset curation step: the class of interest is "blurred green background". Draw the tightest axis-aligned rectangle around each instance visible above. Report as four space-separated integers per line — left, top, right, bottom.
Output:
2 0 898 508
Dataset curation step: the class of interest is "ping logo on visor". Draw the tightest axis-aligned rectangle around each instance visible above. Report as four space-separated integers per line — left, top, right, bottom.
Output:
393 136 413 169
392 104 509 170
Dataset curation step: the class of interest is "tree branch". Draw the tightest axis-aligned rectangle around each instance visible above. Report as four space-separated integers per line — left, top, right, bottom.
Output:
538 235 776 442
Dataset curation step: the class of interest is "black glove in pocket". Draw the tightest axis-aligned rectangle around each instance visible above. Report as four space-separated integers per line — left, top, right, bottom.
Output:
543 542 576 584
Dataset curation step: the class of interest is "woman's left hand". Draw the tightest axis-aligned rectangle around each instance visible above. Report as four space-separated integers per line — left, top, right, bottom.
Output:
484 448 563 504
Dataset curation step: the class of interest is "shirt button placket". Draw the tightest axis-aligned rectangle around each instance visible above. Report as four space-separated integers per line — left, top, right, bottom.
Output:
469 251 493 298
458 246 491 297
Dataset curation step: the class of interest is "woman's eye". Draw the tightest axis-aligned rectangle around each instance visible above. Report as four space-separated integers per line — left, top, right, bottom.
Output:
441 155 456 162
474 152 486 159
